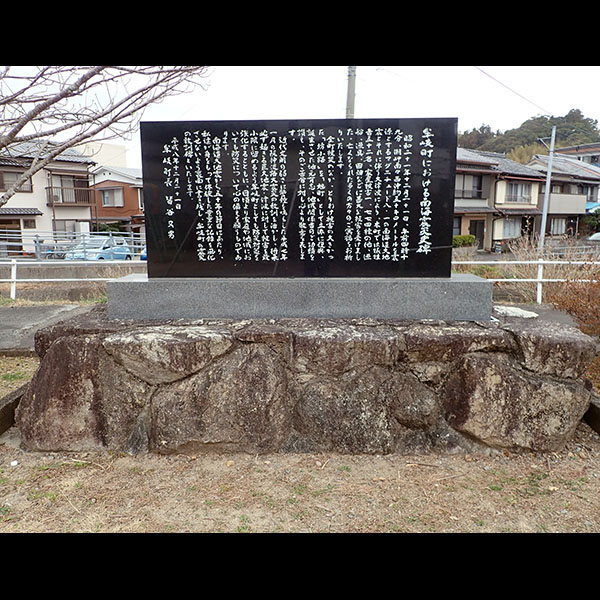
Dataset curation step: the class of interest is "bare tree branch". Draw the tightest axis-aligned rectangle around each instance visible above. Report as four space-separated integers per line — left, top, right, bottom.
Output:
0 66 210 206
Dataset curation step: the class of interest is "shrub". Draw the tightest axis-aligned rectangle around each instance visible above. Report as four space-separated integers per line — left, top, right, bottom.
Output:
505 236 600 307
452 234 476 248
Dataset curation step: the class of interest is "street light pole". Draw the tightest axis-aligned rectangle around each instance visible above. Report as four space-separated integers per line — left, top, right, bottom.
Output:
346 66 356 119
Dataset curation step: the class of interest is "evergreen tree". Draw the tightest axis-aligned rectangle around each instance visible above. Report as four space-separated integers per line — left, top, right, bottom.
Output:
457 125 499 148
458 109 600 155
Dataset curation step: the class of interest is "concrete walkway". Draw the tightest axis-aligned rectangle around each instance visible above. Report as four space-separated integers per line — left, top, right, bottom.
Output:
0 300 583 357
0 304 94 355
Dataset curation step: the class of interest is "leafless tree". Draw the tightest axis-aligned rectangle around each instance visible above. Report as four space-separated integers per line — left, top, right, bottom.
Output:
0 65 210 206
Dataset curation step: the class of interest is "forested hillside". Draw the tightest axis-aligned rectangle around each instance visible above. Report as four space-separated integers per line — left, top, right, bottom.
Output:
458 109 600 164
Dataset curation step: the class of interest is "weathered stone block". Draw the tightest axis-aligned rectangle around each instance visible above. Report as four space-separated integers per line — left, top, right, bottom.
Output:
13 306 599 456
151 345 290 454
101 326 235 385
292 325 404 375
443 353 593 452
16 335 152 453
501 321 596 379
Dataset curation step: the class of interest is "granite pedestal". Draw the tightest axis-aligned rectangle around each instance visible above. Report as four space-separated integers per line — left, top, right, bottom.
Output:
106 273 492 321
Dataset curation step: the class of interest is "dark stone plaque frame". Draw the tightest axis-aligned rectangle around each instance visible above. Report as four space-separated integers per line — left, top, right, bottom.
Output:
140 118 457 279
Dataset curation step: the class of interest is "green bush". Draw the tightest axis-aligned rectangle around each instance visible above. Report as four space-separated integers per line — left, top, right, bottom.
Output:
452 234 476 248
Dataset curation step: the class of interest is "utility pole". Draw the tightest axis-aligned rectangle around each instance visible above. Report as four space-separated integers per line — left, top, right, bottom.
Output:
539 125 556 250
536 125 556 304
346 66 356 119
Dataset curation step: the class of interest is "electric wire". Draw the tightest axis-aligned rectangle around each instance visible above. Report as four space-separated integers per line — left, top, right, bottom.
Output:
472 66 600 143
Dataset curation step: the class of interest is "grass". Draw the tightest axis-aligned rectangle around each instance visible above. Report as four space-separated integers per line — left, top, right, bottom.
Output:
1 372 26 382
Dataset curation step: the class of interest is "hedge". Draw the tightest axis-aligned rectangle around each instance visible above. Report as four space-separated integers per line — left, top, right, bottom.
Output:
452 234 476 248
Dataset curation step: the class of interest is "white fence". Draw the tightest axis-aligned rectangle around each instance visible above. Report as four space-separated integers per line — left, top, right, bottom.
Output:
0 258 146 300
1 256 599 303
453 258 600 304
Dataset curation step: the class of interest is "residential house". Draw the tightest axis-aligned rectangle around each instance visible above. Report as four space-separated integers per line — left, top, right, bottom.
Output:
553 145 600 217
454 148 498 250
0 142 96 254
527 154 600 236
455 149 545 251
90 165 145 236
552 142 600 167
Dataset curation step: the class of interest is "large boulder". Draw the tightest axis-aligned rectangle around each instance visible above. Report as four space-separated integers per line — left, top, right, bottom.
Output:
14 306 599 455
444 353 593 452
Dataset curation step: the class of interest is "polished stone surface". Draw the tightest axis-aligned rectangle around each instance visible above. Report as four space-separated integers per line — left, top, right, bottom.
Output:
106 273 492 321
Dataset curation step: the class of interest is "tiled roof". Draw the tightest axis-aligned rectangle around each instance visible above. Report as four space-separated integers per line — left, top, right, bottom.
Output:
531 154 600 181
458 148 544 178
0 141 95 165
555 142 600 153
456 148 499 165
0 207 43 216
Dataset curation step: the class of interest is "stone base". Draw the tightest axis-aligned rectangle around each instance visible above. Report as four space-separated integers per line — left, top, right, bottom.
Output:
14 306 597 456
106 273 492 321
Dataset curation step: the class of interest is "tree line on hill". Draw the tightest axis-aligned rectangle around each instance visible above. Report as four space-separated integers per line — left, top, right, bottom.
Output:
457 109 600 164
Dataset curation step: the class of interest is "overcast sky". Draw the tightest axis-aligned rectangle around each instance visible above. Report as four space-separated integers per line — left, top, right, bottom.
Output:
122 65 600 169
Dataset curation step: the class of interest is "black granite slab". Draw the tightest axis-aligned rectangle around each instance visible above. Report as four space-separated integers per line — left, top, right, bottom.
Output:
140 118 457 279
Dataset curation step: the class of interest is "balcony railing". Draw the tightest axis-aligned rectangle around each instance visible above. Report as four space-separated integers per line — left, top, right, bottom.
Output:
505 194 533 203
455 189 485 199
46 186 95 206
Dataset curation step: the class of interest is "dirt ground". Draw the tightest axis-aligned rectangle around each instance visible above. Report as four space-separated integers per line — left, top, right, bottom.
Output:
2 354 600 533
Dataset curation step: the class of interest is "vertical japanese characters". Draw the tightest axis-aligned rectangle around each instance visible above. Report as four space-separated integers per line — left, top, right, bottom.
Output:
160 125 438 262
161 136 182 241
417 127 434 255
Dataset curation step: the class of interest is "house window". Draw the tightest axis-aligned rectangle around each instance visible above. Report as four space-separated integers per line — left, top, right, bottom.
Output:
54 220 78 234
452 217 461 236
101 188 124 207
503 217 521 238
455 174 483 199
550 217 566 235
0 170 32 192
506 182 531 203
22 219 36 229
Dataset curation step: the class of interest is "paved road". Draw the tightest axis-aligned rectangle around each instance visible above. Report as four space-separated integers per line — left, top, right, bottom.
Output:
0 304 94 355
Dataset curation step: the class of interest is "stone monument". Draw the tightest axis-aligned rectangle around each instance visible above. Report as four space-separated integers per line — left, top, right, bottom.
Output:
107 118 492 320
23 118 585 458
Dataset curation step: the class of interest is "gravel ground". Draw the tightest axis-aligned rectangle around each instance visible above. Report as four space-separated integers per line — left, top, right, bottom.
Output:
2 354 600 533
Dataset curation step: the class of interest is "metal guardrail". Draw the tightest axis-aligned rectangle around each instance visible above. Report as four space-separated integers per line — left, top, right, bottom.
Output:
0 229 146 259
453 258 600 304
1 256 599 303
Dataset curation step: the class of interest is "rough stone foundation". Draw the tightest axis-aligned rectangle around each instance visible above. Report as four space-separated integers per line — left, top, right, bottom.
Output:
14 306 599 456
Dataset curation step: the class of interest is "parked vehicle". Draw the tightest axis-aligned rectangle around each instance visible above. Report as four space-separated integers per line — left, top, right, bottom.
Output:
65 237 133 260
587 232 600 242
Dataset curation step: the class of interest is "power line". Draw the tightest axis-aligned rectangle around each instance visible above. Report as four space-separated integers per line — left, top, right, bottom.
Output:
473 66 599 141
473 66 554 117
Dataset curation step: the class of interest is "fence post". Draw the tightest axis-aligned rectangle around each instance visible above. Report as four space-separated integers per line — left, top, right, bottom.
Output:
10 259 17 300
536 258 544 304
